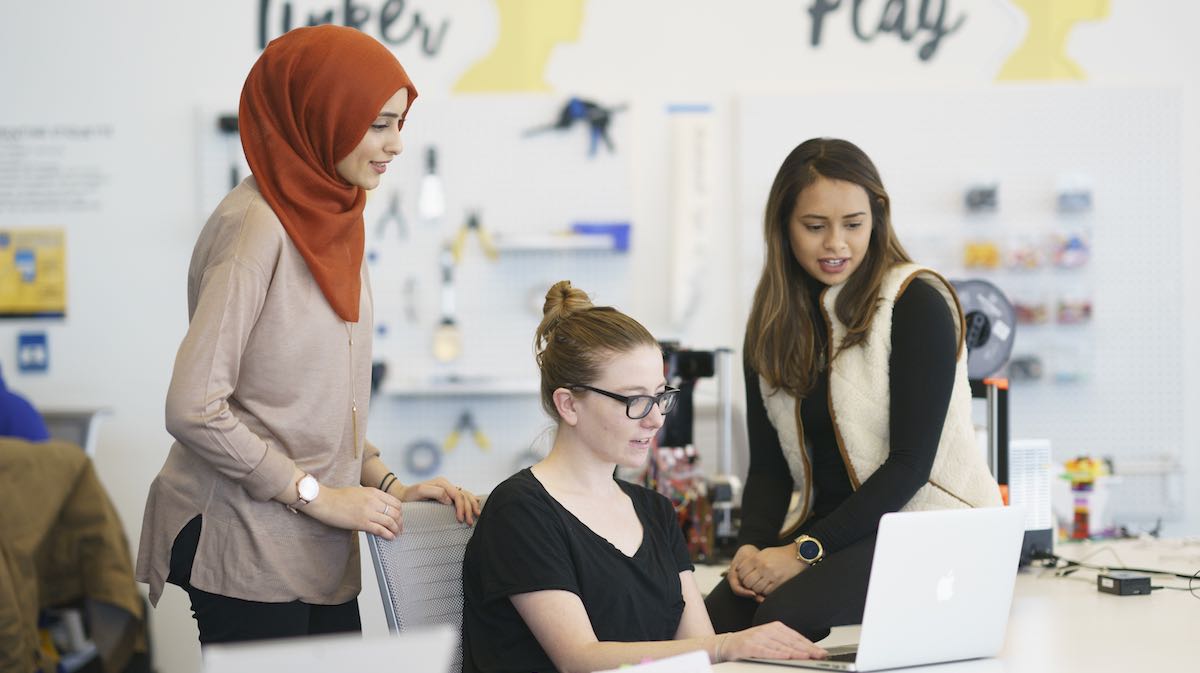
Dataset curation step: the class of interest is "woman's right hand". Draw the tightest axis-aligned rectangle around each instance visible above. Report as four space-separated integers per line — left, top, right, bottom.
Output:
726 544 762 599
303 485 404 540
718 621 827 663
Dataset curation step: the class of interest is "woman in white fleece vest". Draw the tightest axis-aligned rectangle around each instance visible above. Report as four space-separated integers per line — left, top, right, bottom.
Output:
705 138 1001 641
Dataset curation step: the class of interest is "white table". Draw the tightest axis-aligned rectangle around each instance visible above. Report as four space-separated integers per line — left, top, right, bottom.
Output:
704 538 1199 672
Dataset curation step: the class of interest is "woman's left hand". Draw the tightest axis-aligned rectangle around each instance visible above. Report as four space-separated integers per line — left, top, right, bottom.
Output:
397 476 481 525
738 544 808 600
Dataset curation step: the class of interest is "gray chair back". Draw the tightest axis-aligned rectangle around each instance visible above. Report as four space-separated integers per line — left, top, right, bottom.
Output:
367 500 481 672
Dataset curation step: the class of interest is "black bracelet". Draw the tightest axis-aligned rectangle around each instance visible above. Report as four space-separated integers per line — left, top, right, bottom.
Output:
381 474 398 494
378 471 396 491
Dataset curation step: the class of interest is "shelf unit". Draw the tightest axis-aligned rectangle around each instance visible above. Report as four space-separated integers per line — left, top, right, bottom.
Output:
381 377 541 398
490 232 625 254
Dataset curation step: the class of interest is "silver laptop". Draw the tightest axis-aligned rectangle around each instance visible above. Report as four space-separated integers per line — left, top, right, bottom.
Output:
201 624 457 673
750 506 1025 671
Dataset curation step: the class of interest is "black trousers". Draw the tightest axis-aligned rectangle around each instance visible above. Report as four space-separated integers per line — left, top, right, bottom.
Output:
167 516 362 645
704 532 876 642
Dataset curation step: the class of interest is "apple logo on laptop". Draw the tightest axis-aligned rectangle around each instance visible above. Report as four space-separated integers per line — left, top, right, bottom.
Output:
936 570 956 602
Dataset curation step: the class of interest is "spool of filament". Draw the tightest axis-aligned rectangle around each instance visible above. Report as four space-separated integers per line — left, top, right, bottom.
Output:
952 279 1017 379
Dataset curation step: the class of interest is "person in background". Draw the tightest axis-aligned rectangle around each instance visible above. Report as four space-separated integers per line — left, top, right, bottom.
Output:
135 25 479 646
0 364 50 441
705 138 1001 640
461 281 826 673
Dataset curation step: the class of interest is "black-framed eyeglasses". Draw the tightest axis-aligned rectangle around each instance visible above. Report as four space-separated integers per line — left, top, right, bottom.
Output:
569 384 680 420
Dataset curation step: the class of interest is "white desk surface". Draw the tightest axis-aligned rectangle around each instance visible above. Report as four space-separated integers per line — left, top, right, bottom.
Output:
703 538 1199 672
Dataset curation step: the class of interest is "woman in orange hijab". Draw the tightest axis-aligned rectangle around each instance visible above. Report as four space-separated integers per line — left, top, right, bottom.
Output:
136 25 480 645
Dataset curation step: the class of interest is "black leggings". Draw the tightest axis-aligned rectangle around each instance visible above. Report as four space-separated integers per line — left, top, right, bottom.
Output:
167 516 361 645
704 532 876 642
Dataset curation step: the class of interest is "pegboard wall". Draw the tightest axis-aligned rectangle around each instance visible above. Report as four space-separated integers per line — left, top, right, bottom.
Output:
356 95 635 490
735 86 1184 522
366 247 632 493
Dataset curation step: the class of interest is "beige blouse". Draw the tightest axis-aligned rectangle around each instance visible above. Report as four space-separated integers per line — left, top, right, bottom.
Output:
136 177 376 606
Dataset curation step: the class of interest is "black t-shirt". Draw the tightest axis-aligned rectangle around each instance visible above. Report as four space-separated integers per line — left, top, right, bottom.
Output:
462 468 695 673
737 278 956 554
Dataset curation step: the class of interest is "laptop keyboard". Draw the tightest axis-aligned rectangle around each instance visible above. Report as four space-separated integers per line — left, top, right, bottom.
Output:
826 651 858 663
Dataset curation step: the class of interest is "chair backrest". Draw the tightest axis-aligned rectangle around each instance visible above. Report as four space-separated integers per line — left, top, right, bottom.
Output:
367 500 481 672
42 408 108 456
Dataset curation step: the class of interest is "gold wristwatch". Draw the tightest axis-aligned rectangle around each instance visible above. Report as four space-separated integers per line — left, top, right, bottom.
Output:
794 534 825 565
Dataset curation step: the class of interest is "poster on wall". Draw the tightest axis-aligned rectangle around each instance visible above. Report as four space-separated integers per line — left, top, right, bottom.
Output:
0 124 113 214
0 228 66 318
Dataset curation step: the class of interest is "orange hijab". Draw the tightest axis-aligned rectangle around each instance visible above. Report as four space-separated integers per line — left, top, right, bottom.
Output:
239 25 417 322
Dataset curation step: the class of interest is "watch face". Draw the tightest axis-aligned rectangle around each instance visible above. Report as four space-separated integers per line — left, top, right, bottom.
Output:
798 539 821 561
298 475 319 501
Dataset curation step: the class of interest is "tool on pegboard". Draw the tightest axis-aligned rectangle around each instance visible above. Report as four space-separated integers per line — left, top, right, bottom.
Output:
451 211 497 264
444 410 491 453
402 275 419 325
431 245 462 363
403 438 443 478
523 97 626 157
417 146 446 224
216 114 242 190
374 190 407 240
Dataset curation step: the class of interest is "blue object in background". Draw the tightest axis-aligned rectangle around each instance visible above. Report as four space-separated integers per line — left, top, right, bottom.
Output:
523 97 626 158
571 222 631 252
14 248 36 282
17 332 49 373
0 362 50 440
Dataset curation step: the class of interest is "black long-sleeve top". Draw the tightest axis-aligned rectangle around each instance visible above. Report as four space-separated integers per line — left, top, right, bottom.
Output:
737 278 958 555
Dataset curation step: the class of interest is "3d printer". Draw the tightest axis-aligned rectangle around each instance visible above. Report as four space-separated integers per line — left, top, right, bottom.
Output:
639 343 740 563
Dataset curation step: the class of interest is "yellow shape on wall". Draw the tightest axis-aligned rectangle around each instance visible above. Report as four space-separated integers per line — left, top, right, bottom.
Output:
454 0 586 92
998 0 1109 80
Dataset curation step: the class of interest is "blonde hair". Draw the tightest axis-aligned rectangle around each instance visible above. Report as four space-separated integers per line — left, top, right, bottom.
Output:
534 281 659 419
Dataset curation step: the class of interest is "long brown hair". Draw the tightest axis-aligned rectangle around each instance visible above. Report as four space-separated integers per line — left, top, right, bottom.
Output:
745 138 912 397
534 281 659 419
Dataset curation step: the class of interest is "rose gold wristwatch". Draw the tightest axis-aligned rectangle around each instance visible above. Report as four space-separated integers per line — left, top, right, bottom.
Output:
287 473 320 514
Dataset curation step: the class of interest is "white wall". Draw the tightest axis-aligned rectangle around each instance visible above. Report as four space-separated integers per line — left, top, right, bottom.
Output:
2 2 1198 672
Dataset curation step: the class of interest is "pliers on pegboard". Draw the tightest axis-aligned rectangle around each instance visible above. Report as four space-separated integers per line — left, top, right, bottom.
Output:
450 211 497 264
444 410 491 452
374 190 407 240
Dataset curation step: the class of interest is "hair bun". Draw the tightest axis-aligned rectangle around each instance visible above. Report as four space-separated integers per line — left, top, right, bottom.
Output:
534 281 593 357
542 280 593 320
531 280 658 419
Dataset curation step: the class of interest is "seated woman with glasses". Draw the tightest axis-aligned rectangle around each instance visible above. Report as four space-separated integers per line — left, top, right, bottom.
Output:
461 281 827 673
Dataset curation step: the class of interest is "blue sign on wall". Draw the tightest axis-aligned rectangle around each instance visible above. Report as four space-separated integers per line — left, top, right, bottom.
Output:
17 331 49 373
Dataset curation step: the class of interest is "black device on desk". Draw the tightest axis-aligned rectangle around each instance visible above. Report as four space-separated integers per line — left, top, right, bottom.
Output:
1097 571 1151 596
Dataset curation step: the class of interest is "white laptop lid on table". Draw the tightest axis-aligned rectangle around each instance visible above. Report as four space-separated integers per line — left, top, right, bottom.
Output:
750 506 1025 671
201 623 457 673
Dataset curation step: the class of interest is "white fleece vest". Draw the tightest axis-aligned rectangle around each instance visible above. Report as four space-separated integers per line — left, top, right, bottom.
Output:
760 264 1002 536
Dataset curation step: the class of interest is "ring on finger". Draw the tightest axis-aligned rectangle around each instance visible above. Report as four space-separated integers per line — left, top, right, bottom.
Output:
383 504 390 516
